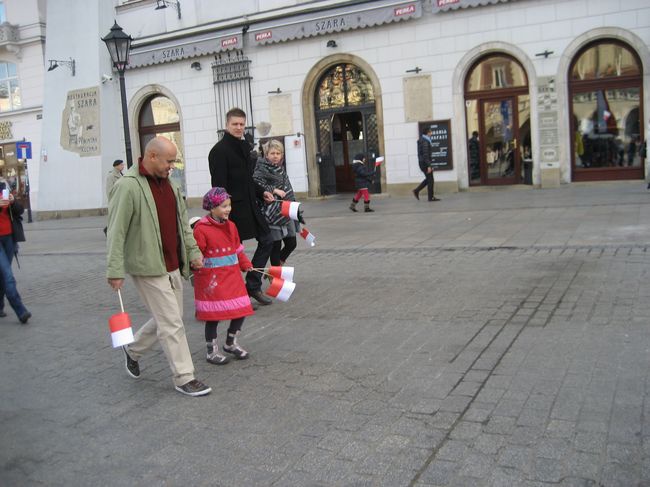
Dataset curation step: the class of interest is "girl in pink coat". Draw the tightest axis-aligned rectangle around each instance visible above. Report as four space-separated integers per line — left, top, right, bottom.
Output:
193 187 254 364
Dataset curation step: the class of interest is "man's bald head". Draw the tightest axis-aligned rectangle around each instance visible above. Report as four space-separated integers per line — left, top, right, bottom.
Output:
141 136 177 179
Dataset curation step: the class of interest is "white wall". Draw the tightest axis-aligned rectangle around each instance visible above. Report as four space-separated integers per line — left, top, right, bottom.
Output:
39 0 650 211
38 0 122 211
0 0 45 208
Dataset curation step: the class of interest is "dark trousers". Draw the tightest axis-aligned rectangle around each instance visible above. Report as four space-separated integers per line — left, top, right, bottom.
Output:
245 230 274 292
270 236 297 266
0 235 27 318
414 171 434 201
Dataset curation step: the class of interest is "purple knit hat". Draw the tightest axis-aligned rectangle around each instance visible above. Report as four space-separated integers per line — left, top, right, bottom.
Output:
202 187 231 210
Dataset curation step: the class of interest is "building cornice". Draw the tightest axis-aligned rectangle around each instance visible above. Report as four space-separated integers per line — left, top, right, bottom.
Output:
128 0 382 47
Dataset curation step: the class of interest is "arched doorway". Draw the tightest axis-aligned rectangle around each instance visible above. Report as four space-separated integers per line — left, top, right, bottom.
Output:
314 63 380 195
569 40 643 181
464 54 531 186
138 94 186 194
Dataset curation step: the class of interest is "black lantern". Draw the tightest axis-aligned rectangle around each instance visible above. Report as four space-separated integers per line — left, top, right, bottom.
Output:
102 22 134 168
101 21 132 73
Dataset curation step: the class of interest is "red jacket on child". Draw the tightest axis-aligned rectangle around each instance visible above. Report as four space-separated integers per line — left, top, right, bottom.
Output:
193 215 254 321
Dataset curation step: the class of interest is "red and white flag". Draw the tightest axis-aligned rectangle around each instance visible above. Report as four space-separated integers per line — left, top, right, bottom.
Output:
280 201 301 220
266 277 296 302
300 227 316 247
109 312 135 348
268 265 294 282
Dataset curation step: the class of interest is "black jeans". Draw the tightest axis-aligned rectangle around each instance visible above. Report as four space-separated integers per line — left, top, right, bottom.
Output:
270 236 297 266
414 171 434 201
245 230 274 292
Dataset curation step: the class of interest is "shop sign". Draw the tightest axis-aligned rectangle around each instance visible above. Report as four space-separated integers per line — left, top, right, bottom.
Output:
314 17 346 32
537 76 559 164
419 120 454 171
60 86 101 157
255 31 272 42
221 36 238 48
437 0 460 6
0 121 12 141
395 5 416 16
161 47 185 60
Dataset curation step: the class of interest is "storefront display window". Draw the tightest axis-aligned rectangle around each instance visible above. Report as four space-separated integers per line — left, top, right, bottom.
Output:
0 143 27 200
138 95 185 194
570 40 643 180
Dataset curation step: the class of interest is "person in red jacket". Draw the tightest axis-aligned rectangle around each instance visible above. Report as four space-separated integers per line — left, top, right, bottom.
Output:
193 187 255 364
0 180 30 324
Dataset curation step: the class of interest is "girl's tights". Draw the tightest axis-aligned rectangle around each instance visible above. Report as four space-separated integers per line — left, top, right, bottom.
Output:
205 317 244 345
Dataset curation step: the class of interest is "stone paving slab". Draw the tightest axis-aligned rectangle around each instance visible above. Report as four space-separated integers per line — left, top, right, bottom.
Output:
1 181 650 486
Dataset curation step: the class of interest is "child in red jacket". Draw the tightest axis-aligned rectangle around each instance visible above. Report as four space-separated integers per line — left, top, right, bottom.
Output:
193 187 255 364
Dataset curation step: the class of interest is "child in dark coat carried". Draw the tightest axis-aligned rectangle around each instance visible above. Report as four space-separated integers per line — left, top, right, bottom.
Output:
193 187 255 363
349 153 376 213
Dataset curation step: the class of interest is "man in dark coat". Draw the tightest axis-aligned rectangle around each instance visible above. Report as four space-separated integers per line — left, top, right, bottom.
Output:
468 131 480 180
209 108 275 305
412 127 440 202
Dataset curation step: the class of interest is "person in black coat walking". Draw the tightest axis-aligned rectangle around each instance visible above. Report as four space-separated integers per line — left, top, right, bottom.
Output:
208 108 275 305
413 127 440 202
349 153 376 213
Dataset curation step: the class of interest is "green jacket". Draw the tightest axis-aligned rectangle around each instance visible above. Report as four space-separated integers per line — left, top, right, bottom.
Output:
106 163 201 279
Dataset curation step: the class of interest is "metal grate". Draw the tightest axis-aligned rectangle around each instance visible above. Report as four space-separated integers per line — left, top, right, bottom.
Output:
365 113 378 156
318 117 331 157
212 50 254 138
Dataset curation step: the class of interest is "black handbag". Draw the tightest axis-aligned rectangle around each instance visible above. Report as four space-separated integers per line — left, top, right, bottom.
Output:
10 202 25 243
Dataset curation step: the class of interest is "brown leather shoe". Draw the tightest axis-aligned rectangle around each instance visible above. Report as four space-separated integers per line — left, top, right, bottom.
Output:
412 189 420 200
248 290 272 305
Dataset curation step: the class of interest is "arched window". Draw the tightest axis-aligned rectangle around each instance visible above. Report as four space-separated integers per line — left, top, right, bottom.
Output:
569 40 643 180
138 95 185 193
466 55 527 93
0 61 20 112
315 63 375 111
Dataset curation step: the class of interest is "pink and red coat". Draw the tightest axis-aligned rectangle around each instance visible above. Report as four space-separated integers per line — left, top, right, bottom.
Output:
192 216 254 321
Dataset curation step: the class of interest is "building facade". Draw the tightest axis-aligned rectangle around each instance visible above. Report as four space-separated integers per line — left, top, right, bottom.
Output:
37 0 650 214
0 0 45 213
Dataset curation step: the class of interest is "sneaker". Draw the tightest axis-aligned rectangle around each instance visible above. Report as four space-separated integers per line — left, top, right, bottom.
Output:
223 341 249 360
122 346 140 379
206 340 230 365
19 311 31 324
0 309 6 318
175 379 212 397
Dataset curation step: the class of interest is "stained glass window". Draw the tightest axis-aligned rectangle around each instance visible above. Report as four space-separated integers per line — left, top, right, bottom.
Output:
316 64 374 110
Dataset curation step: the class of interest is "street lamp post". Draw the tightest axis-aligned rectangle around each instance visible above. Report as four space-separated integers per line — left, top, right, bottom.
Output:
102 22 134 168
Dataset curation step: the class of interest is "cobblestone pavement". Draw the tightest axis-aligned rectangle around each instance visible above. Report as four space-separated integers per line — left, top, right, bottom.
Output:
1 181 650 486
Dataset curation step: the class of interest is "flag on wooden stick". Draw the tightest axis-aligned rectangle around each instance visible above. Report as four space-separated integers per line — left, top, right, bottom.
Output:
300 227 316 247
266 277 296 302
108 290 134 348
280 201 301 220
268 266 294 282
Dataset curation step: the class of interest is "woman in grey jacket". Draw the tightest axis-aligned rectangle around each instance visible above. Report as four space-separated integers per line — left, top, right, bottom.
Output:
252 139 301 266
